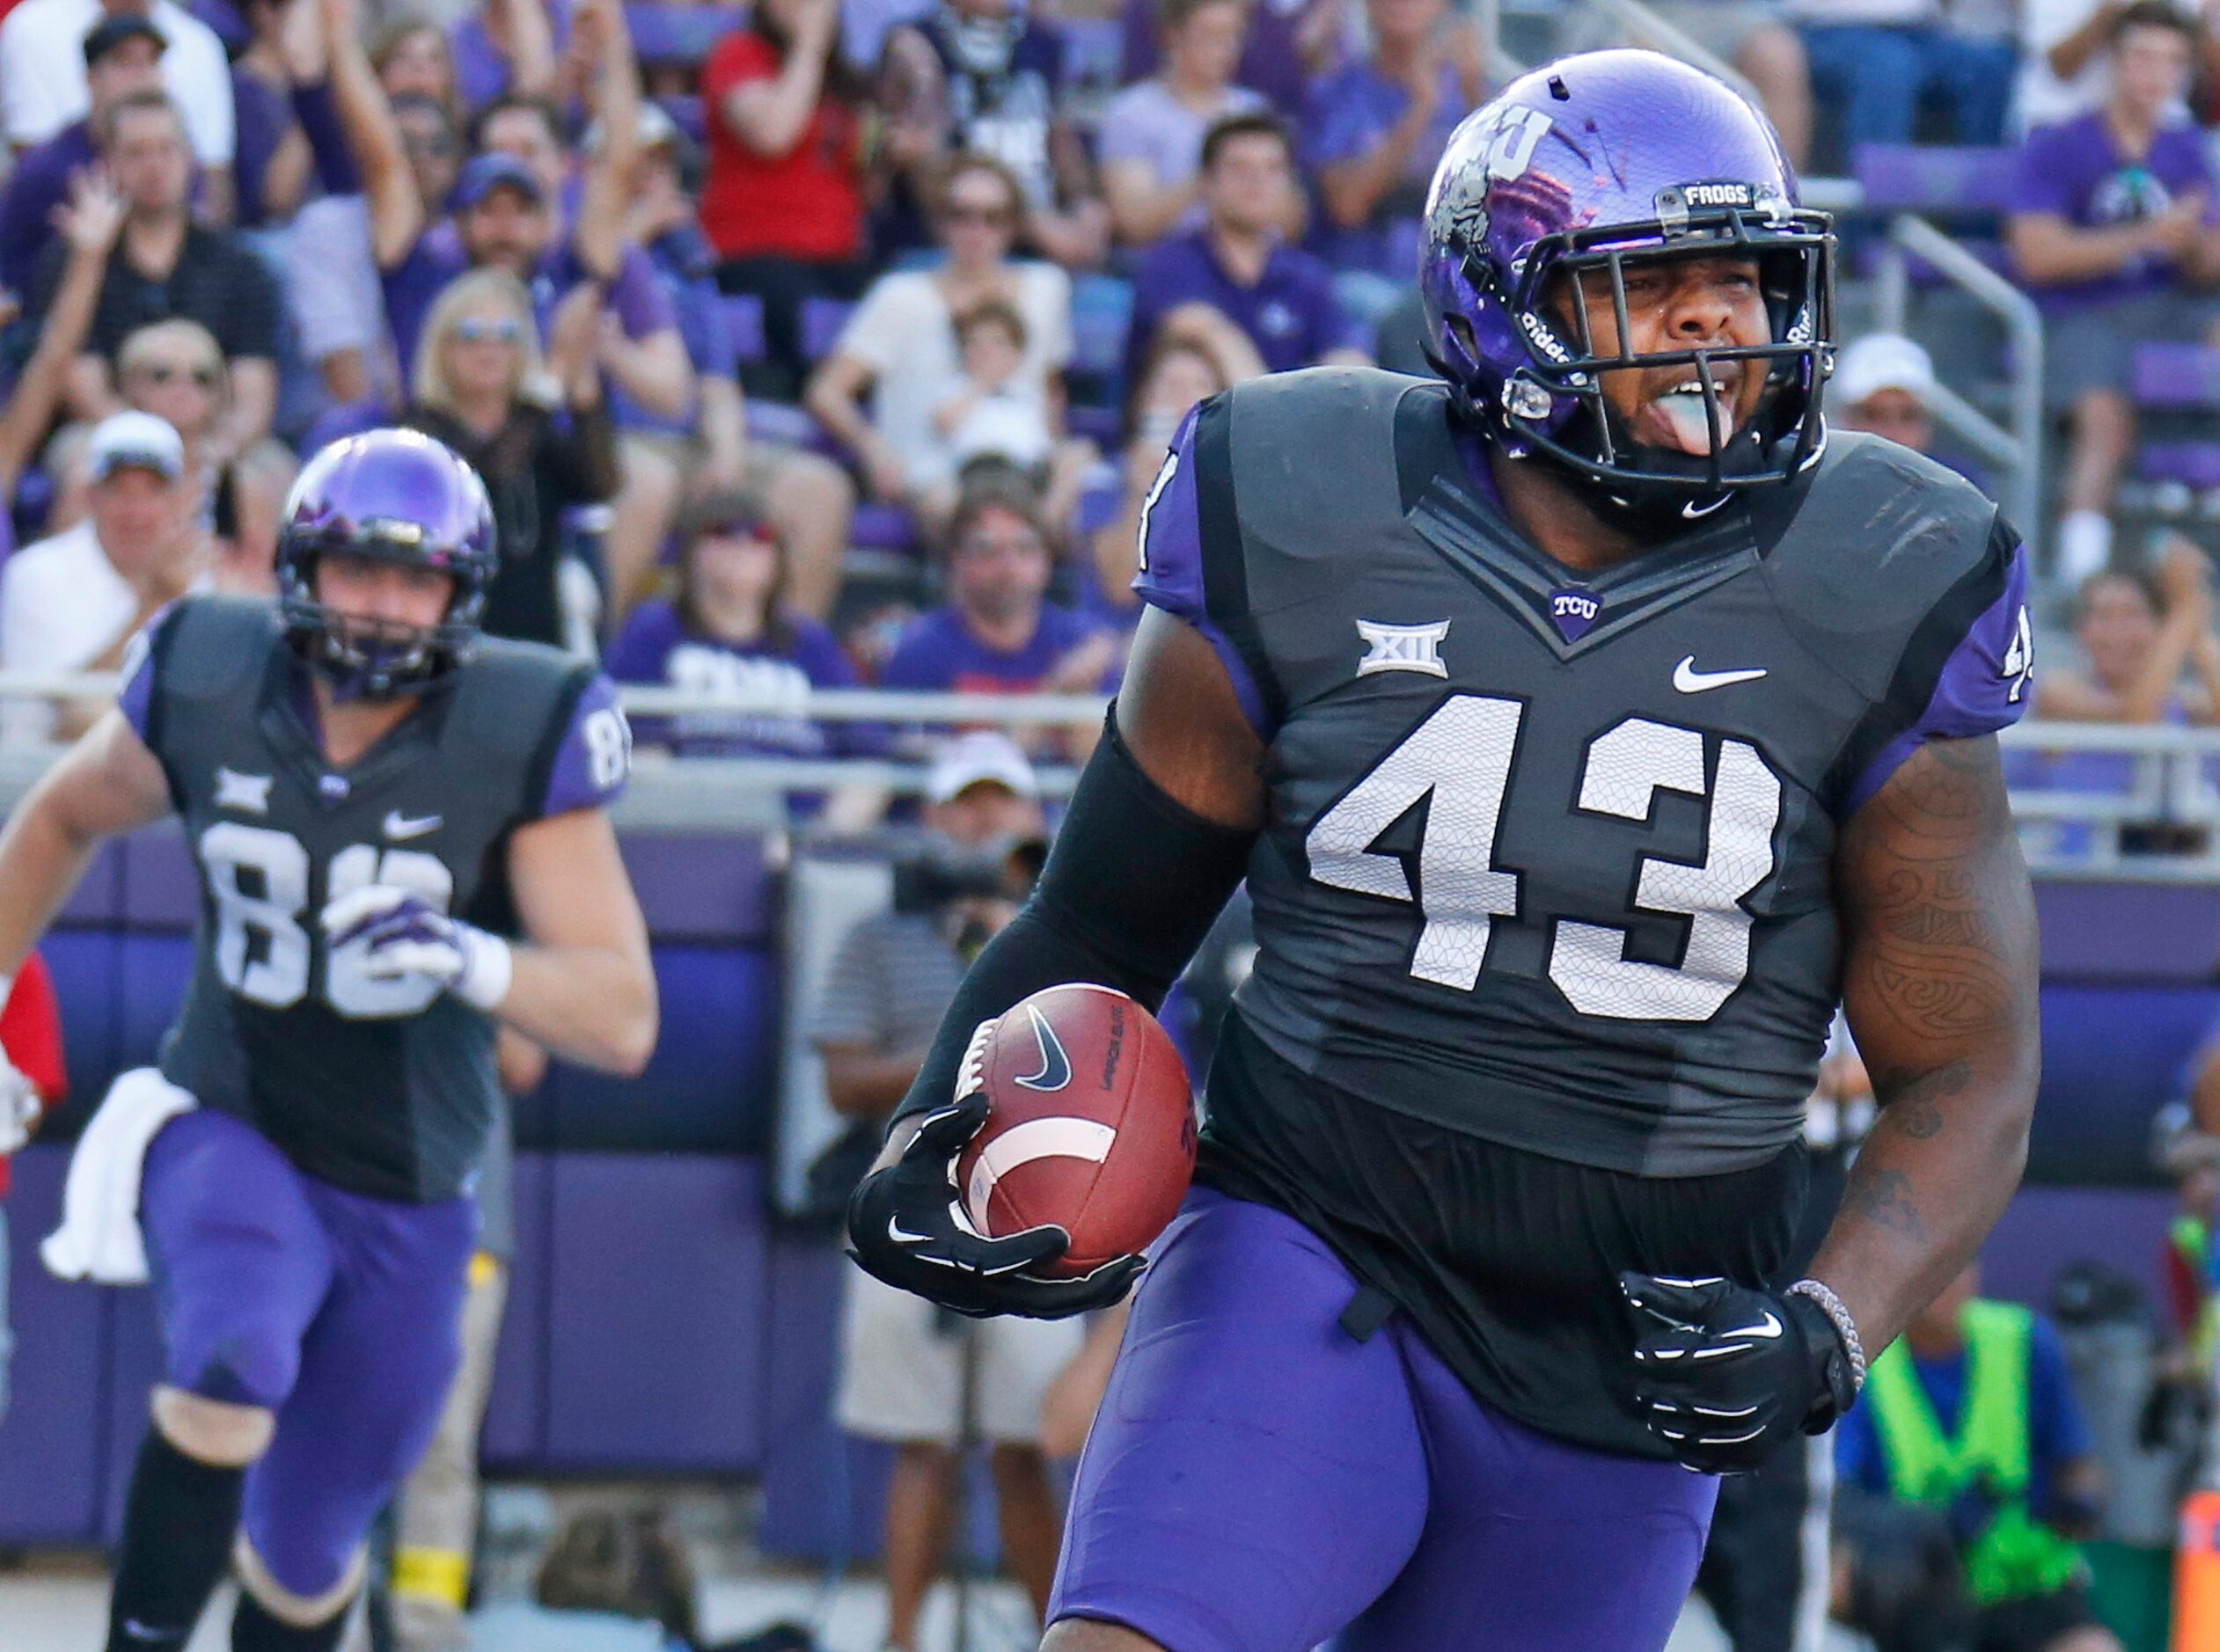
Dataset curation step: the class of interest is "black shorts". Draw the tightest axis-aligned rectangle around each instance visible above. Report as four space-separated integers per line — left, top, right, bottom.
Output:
1198 1012 1808 1459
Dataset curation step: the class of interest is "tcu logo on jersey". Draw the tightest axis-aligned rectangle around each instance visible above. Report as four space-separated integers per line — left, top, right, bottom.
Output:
1550 589 1600 643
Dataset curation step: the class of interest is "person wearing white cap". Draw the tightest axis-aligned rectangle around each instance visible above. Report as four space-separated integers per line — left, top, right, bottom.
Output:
1833 333 1939 457
0 409 204 745
809 727 1083 1652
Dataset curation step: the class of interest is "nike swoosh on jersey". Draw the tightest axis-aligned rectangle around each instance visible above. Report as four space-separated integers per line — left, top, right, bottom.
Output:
1672 656 1769 693
384 810 443 840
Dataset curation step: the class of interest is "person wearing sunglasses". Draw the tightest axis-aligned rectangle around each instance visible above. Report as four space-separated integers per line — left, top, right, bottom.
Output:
401 267 618 650
41 318 297 594
605 488 885 824
806 152 1076 517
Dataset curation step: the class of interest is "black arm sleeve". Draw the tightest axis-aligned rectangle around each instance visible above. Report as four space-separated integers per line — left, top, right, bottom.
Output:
889 709 1258 1130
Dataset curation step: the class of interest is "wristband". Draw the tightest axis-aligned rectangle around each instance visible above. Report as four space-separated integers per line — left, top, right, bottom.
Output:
1788 1277 1868 1394
451 927 514 1012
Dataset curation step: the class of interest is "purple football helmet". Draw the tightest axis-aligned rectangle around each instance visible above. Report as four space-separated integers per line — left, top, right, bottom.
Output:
1420 49 1834 514
275 428 498 698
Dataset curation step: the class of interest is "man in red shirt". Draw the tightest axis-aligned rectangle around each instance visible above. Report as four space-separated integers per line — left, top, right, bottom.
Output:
0 951 69 1422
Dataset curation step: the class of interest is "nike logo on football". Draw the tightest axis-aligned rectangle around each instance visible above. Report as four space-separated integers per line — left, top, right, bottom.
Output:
1672 656 1767 694
1013 1004 1073 1092
384 810 443 840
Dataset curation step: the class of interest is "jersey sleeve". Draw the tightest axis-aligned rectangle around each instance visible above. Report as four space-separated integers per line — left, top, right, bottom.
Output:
532 671 633 818
1130 402 1276 739
1841 528 2033 818
117 600 188 752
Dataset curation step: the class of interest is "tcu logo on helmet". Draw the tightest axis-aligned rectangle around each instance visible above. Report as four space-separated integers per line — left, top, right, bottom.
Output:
1425 106 1556 252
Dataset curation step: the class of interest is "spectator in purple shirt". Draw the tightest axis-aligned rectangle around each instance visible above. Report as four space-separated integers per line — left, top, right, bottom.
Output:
882 474 1116 754
1305 0 1486 320
1127 112 1368 380
606 488 870 763
0 13 163 301
2009 2 2220 583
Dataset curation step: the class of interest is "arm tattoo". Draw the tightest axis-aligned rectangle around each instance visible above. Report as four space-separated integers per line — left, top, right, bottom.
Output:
1838 736 2033 1052
1849 1167 1925 1241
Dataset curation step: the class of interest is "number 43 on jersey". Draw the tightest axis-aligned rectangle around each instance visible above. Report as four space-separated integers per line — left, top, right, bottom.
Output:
1307 694 1784 1023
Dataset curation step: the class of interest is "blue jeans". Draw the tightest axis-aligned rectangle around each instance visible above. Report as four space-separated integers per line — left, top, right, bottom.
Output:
1800 25 2015 149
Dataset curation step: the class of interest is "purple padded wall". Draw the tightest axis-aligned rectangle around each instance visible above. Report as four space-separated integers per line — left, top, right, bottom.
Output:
480 1152 552 1468
621 833 776 946
2036 881 2220 980
1981 1186 2173 1311
0 1148 107 1543
99 1290 165 1541
40 931 118 1136
542 1155 769 1471
553 947 780 1153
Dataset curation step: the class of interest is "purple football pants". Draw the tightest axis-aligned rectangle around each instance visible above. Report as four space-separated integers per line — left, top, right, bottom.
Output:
1050 1188 1718 1651
140 1108 475 1600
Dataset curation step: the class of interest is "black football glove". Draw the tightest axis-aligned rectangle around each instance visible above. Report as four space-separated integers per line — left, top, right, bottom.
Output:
1620 1271 1858 1475
846 1094 1147 1320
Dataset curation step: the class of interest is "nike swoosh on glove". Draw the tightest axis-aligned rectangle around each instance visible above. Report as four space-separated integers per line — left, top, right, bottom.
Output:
319 886 511 1011
0 1048 40 1155
1621 1270 1857 1474
846 1093 1146 1319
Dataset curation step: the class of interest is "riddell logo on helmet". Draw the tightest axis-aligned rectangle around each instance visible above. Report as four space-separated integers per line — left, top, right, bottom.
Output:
1517 310 1572 365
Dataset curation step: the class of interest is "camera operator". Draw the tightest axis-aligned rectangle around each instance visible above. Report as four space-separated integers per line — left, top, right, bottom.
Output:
809 730 1080 1652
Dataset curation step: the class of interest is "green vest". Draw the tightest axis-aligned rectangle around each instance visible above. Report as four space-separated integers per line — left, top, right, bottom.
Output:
1865 1300 2087 1606
2172 1216 2219 1366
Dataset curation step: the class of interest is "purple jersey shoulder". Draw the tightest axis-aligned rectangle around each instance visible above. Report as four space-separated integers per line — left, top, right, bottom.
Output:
117 601 187 744
539 671 633 816
1129 405 1275 738
1843 535 2033 816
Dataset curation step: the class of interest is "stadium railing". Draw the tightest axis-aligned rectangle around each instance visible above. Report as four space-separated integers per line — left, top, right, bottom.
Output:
2 675 2218 872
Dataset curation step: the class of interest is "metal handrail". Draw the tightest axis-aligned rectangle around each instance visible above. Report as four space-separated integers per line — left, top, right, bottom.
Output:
1872 214 2046 558
0 672 1114 728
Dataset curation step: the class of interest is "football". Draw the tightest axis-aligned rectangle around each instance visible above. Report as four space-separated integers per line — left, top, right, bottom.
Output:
956 983 1197 1277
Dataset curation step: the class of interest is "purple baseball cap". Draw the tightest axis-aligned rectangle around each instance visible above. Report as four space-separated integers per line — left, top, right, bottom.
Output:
452 152 545 211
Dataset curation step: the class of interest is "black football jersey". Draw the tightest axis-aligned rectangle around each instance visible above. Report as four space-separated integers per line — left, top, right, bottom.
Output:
1134 369 2031 1452
123 596 630 1202
1141 369 2032 1180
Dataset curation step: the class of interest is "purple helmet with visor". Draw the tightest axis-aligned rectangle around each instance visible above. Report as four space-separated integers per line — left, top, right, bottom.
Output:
1420 49 1834 514
275 428 498 698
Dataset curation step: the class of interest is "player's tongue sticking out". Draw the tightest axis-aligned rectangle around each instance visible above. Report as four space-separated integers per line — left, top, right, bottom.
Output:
1644 373 1733 457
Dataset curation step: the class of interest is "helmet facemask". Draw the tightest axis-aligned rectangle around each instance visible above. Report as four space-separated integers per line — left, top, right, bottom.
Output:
1470 201 1835 520
279 541 486 703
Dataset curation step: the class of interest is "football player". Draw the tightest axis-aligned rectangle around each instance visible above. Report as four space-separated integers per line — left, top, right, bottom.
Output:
849 49 2041 1651
0 428 657 1652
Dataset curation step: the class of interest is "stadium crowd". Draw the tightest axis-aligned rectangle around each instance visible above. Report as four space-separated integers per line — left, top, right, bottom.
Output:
1 0 2219 1648
0 0 2209 811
